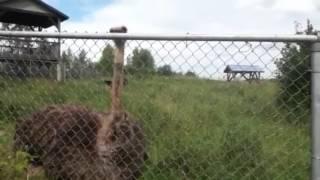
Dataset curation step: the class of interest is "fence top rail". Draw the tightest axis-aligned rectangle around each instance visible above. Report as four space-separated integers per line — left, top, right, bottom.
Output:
0 31 318 42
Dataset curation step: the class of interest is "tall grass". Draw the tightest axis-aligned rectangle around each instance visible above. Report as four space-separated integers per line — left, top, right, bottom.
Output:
0 76 310 179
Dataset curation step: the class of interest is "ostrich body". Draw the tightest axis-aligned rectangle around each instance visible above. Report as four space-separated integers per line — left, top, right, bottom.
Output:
14 26 147 180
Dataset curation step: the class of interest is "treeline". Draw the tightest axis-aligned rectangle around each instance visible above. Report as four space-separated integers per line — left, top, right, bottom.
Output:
0 23 58 78
61 49 96 78
97 45 197 77
64 44 197 79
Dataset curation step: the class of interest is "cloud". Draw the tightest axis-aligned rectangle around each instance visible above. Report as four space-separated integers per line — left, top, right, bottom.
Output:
60 0 320 35
260 0 276 8
315 0 320 11
237 0 316 12
272 0 316 12
64 0 216 33
53 0 320 79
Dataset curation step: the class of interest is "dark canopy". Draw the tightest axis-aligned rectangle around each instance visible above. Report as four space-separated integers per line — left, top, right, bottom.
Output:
0 0 68 28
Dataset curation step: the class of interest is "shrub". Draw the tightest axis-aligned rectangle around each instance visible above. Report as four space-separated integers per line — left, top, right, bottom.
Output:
157 65 174 76
275 21 316 124
0 150 30 180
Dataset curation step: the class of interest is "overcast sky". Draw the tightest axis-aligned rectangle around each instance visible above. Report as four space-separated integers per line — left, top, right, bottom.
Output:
41 0 320 79
44 0 320 34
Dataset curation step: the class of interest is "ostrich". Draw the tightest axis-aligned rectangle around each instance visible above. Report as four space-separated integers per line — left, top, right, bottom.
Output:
14 26 147 180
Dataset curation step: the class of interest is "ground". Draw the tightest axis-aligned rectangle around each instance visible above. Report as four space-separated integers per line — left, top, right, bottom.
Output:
0 76 310 179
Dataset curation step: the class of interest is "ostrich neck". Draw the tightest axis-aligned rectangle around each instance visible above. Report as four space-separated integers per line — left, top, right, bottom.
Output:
111 41 125 114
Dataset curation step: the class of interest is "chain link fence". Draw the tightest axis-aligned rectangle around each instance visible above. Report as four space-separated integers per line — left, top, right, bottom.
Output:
0 31 317 179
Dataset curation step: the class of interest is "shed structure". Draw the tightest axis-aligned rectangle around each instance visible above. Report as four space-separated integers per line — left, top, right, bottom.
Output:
0 0 68 80
224 65 264 82
0 0 68 29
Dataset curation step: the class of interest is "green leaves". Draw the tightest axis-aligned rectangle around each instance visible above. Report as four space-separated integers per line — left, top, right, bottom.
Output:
275 21 315 124
126 48 155 75
0 150 30 179
96 44 114 77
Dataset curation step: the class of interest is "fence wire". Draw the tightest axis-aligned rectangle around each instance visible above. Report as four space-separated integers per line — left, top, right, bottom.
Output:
0 32 313 180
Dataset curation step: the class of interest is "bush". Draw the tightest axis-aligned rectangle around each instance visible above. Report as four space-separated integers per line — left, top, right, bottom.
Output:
0 150 30 180
96 45 114 76
157 65 174 76
275 21 316 124
126 48 155 75
0 101 27 122
185 71 196 77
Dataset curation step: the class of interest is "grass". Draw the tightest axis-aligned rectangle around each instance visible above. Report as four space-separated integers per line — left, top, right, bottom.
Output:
0 76 310 179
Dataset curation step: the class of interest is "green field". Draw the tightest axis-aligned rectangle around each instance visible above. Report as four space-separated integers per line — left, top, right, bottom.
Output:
0 76 310 179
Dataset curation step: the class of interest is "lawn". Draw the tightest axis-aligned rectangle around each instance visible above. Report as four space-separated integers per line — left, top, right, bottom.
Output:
0 76 310 179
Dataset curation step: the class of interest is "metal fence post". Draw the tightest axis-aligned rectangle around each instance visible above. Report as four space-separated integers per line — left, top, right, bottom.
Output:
56 20 65 82
312 37 320 180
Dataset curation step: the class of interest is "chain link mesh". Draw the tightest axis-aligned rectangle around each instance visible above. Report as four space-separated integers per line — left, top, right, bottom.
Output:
0 33 311 179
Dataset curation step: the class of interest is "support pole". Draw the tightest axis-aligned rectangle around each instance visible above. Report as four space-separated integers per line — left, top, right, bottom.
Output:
56 19 64 81
312 40 320 180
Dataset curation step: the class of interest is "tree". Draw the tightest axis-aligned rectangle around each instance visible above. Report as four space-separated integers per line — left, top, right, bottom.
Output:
62 48 75 78
96 44 114 76
0 23 53 78
67 49 91 78
0 23 34 31
78 50 88 64
185 71 197 77
127 48 155 75
0 23 33 51
0 23 34 77
275 20 316 123
62 49 74 67
157 64 174 76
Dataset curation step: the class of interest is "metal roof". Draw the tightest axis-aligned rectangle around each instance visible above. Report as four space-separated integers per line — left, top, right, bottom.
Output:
0 0 68 28
224 65 264 73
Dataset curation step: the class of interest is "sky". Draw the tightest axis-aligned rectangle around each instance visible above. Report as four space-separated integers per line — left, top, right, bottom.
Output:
43 0 320 34
41 0 320 79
